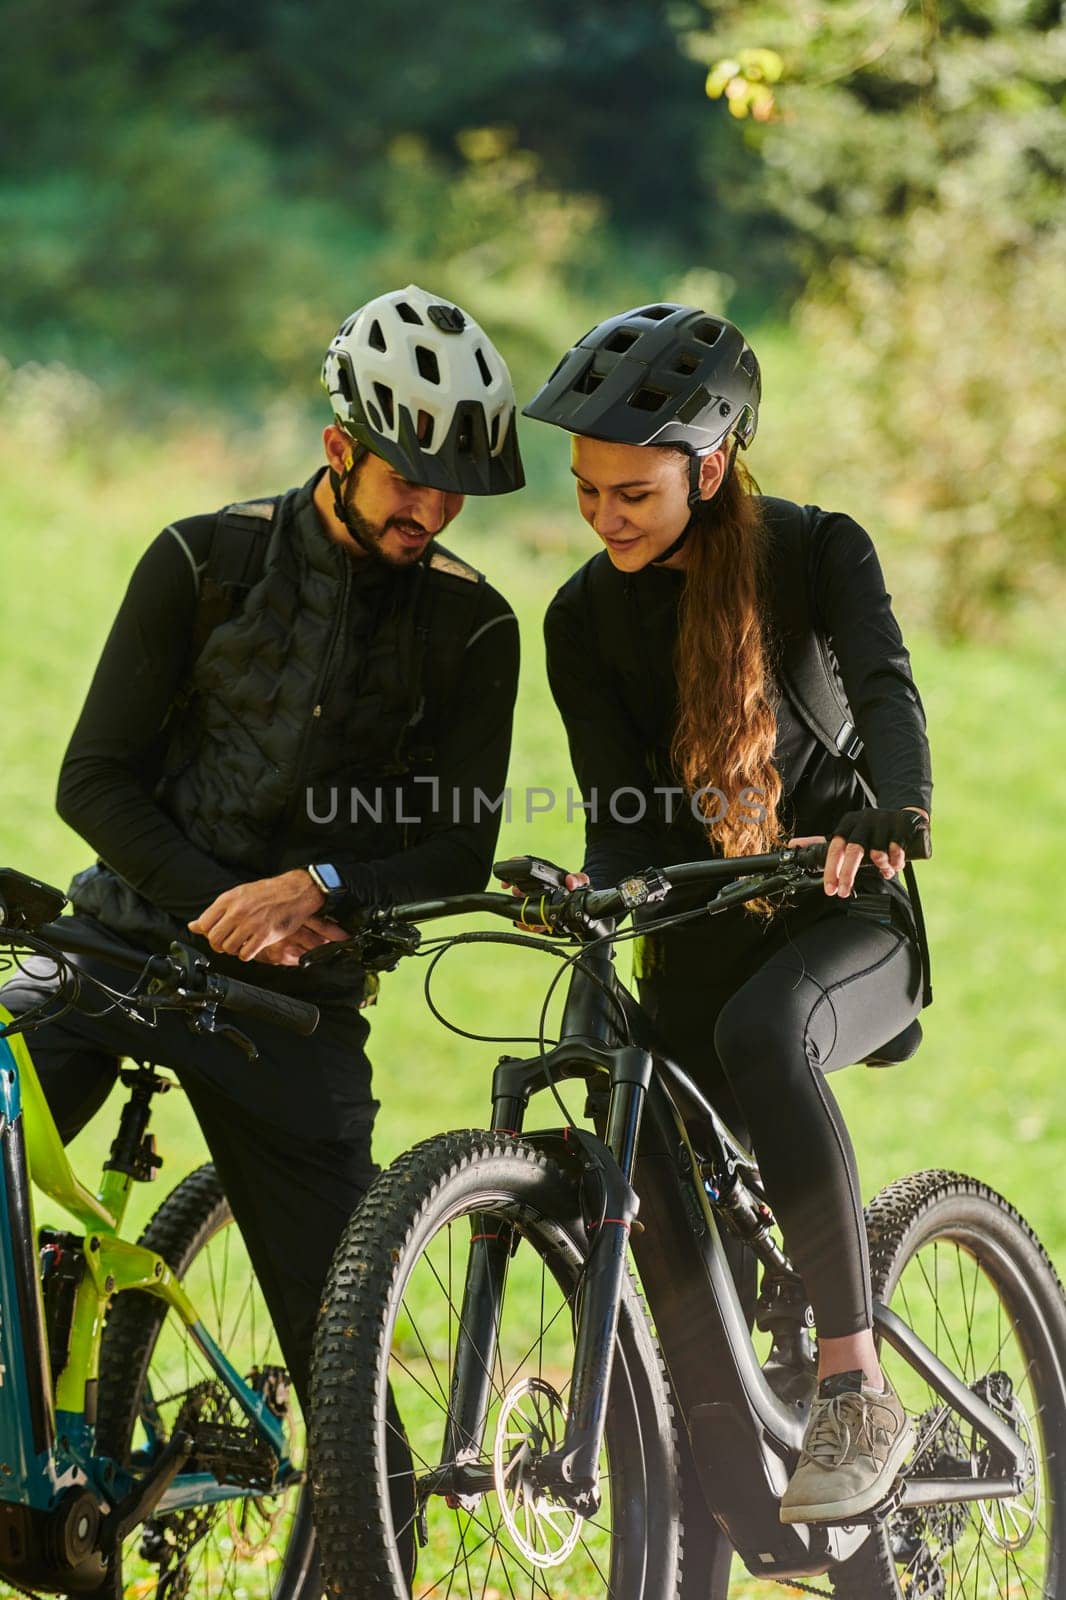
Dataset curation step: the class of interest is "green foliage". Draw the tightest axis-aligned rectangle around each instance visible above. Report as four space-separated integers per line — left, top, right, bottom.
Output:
758 202 1066 639
689 0 1066 636
1 0 1062 641
689 0 1064 267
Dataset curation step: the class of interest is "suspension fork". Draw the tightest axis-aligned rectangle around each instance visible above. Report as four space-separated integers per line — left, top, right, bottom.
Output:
541 1054 651 1513
439 1042 652 1512
435 1066 527 1476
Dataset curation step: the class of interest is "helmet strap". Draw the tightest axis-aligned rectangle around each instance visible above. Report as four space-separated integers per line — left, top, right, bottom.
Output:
651 510 697 566
328 445 374 555
652 438 739 565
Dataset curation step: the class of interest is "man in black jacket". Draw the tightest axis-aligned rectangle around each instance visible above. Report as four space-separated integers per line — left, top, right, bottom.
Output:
2 284 524 1403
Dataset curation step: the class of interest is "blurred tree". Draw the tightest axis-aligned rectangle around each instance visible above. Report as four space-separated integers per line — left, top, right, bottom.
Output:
684 0 1064 272
1 0 770 391
686 0 1066 637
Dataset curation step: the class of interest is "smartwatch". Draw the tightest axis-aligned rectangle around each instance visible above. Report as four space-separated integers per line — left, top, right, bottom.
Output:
306 862 347 918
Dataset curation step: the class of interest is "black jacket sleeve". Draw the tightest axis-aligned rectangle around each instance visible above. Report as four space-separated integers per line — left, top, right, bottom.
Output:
544 585 664 888
810 511 933 815
56 521 245 920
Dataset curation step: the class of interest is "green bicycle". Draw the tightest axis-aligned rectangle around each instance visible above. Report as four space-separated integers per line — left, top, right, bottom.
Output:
0 867 321 1599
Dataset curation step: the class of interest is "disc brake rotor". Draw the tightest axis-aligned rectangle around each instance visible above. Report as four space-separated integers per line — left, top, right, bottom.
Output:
492 1377 583 1569
970 1372 1040 1551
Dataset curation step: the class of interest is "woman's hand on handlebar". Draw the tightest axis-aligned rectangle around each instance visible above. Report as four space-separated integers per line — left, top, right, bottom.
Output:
789 805 930 899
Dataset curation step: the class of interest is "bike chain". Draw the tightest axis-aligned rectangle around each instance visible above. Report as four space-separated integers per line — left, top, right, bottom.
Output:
772 1581 833 1597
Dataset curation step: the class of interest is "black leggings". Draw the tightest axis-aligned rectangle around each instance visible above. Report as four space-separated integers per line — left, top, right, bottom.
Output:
638 899 923 1337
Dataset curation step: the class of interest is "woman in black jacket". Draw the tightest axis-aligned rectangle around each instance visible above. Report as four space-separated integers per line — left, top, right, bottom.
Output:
522 303 932 1527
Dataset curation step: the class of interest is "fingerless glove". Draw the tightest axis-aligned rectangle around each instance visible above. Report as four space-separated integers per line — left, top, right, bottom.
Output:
829 808 932 860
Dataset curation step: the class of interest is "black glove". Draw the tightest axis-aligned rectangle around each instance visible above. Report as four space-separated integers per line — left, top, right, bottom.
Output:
829 808 932 861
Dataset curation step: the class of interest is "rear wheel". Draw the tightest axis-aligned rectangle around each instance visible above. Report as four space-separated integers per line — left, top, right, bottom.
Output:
96 1163 318 1599
833 1171 1066 1598
311 1130 682 1599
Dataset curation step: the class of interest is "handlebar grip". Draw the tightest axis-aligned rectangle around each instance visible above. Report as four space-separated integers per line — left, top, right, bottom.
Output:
209 975 320 1036
791 842 829 870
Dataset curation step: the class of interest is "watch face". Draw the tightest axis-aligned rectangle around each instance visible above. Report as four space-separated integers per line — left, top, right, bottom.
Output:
314 863 343 894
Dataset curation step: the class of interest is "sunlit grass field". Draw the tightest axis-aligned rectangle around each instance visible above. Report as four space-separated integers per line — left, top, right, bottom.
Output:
1 393 1062 1597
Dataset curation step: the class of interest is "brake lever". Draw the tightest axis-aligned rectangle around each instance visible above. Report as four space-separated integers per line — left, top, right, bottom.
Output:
299 936 366 968
298 919 422 973
188 1002 259 1062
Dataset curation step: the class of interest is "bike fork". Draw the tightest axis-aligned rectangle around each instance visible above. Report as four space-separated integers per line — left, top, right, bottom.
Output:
439 1046 652 1514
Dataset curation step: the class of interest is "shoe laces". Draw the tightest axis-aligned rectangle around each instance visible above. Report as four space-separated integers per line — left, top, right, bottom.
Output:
801 1391 895 1471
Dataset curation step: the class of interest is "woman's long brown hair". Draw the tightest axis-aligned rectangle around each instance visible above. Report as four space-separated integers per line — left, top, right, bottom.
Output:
667 448 785 914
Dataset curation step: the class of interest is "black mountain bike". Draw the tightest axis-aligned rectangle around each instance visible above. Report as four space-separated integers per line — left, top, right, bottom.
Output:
308 846 1065 1600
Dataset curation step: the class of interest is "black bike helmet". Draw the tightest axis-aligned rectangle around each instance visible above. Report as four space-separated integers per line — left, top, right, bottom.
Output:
523 303 760 459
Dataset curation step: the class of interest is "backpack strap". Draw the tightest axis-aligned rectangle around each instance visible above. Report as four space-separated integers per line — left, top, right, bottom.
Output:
188 497 280 661
761 497 932 1008
759 498 863 761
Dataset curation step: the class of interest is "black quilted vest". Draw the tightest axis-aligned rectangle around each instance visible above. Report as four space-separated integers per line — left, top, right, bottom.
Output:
71 482 483 964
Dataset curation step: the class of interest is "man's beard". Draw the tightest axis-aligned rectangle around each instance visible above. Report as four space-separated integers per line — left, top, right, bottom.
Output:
339 480 431 569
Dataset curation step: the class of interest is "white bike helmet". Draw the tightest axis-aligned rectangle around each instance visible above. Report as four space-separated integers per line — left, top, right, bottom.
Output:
322 285 524 495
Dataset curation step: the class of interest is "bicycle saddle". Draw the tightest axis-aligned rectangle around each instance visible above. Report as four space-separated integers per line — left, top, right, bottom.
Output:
862 1017 923 1068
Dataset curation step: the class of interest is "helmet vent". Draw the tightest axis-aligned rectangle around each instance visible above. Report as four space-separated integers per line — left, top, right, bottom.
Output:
415 346 441 385
365 401 383 431
604 328 640 354
739 348 758 378
475 347 494 387
489 413 500 451
639 306 673 321
336 364 353 403
373 382 395 428
673 351 700 376
693 319 723 347
368 320 387 353
456 411 474 455
573 365 605 396
629 385 670 413
396 301 423 325
416 409 435 447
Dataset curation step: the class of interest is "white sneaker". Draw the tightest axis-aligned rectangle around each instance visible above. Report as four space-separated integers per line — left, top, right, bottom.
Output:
779 1368 914 1524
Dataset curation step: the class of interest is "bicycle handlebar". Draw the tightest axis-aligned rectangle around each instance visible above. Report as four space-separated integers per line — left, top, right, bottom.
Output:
5 908 321 1039
294 843 832 977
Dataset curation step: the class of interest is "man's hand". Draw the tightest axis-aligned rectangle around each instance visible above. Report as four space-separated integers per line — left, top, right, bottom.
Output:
189 870 350 963
254 917 352 967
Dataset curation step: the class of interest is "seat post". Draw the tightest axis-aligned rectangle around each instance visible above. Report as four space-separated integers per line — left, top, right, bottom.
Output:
96 1065 172 1221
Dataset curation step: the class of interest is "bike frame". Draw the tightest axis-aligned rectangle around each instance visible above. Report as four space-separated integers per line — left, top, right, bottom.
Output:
432 930 1032 1584
0 1007 294 1533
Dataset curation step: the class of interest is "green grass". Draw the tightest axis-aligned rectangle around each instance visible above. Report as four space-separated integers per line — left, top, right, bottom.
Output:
1 395 1063 1596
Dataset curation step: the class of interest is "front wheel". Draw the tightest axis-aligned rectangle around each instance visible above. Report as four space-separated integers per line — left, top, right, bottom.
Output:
833 1170 1066 1599
96 1163 318 1599
310 1130 682 1599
